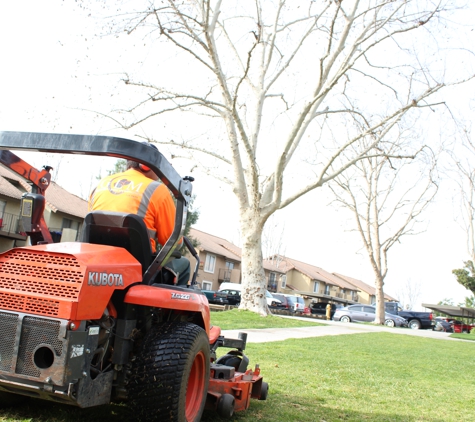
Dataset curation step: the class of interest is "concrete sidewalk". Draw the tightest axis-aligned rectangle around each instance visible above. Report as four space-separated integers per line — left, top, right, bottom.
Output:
221 317 456 343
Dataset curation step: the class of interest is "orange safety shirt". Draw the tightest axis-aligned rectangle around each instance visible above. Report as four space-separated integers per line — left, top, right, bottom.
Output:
89 168 176 253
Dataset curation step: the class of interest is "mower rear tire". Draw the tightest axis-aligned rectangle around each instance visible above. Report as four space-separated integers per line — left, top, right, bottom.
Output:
128 321 210 422
217 394 235 418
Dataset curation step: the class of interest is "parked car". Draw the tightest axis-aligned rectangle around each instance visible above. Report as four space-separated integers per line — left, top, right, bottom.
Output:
309 302 342 319
377 302 434 330
219 289 241 306
272 294 305 313
202 289 228 305
450 319 475 333
269 293 287 310
433 317 453 333
333 304 408 327
218 282 281 307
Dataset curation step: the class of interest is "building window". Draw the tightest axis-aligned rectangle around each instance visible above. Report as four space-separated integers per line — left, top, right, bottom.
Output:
281 275 287 289
313 281 319 293
267 272 277 292
324 284 330 295
202 281 212 291
204 254 216 273
0 200 5 217
0 199 6 228
225 261 234 270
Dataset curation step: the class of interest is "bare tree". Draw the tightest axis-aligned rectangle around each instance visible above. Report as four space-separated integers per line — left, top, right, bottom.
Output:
89 0 473 315
262 214 287 262
396 278 422 311
451 128 475 262
329 144 438 323
449 126 475 295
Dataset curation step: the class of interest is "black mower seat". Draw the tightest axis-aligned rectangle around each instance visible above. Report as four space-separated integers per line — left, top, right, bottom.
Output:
82 211 152 273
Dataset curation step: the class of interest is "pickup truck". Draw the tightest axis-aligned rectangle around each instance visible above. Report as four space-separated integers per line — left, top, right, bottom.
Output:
379 302 434 330
202 289 228 305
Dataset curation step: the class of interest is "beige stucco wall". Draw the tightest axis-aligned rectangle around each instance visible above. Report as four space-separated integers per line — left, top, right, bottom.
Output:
3 198 20 215
355 291 372 304
228 268 241 283
0 238 15 252
61 228 78 242
46 211 83 241
188 251 241 291
46 210 65 231
282 270 310 292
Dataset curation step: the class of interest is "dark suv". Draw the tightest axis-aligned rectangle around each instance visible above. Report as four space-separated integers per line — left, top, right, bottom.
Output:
309 302 340 318
219 289 241 306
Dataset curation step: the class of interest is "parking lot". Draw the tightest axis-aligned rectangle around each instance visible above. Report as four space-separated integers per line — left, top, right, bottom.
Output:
221 316 459 343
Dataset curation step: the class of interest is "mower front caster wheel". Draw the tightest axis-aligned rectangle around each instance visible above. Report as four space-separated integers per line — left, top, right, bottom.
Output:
217 394 235 418
259 381 269 400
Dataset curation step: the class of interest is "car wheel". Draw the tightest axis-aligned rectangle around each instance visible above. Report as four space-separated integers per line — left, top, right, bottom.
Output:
384 319 395 328
408 319 421 330
340 315 351 323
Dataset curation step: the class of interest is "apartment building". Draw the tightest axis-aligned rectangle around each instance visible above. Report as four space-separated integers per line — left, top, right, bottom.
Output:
0 165 88 252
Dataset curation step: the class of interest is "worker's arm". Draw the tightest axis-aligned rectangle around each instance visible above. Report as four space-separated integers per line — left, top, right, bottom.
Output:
150 185 183 249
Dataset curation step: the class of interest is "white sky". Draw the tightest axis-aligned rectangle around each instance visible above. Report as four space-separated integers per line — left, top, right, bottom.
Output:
0 1 474 309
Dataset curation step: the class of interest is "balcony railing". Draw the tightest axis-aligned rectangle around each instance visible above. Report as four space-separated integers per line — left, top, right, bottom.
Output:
0 212 26 237
218 268 232 282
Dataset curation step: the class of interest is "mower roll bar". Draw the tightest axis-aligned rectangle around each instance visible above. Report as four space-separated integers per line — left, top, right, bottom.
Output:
0 131 193 283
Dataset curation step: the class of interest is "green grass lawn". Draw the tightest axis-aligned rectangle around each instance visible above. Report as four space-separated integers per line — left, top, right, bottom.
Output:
218 333 475 422
209 308 325 330
1 312 474 421
450 332 475 341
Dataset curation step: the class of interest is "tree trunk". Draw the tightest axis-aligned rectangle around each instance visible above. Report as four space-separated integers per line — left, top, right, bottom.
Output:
374 274 386 324
238 209 269 316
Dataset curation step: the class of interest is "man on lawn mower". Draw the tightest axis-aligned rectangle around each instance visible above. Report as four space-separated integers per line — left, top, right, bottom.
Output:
88 141 191 286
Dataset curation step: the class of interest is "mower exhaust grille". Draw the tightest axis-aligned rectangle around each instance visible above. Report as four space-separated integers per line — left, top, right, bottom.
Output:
0 311 18 372
0 249 84 316
16 316 63 378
